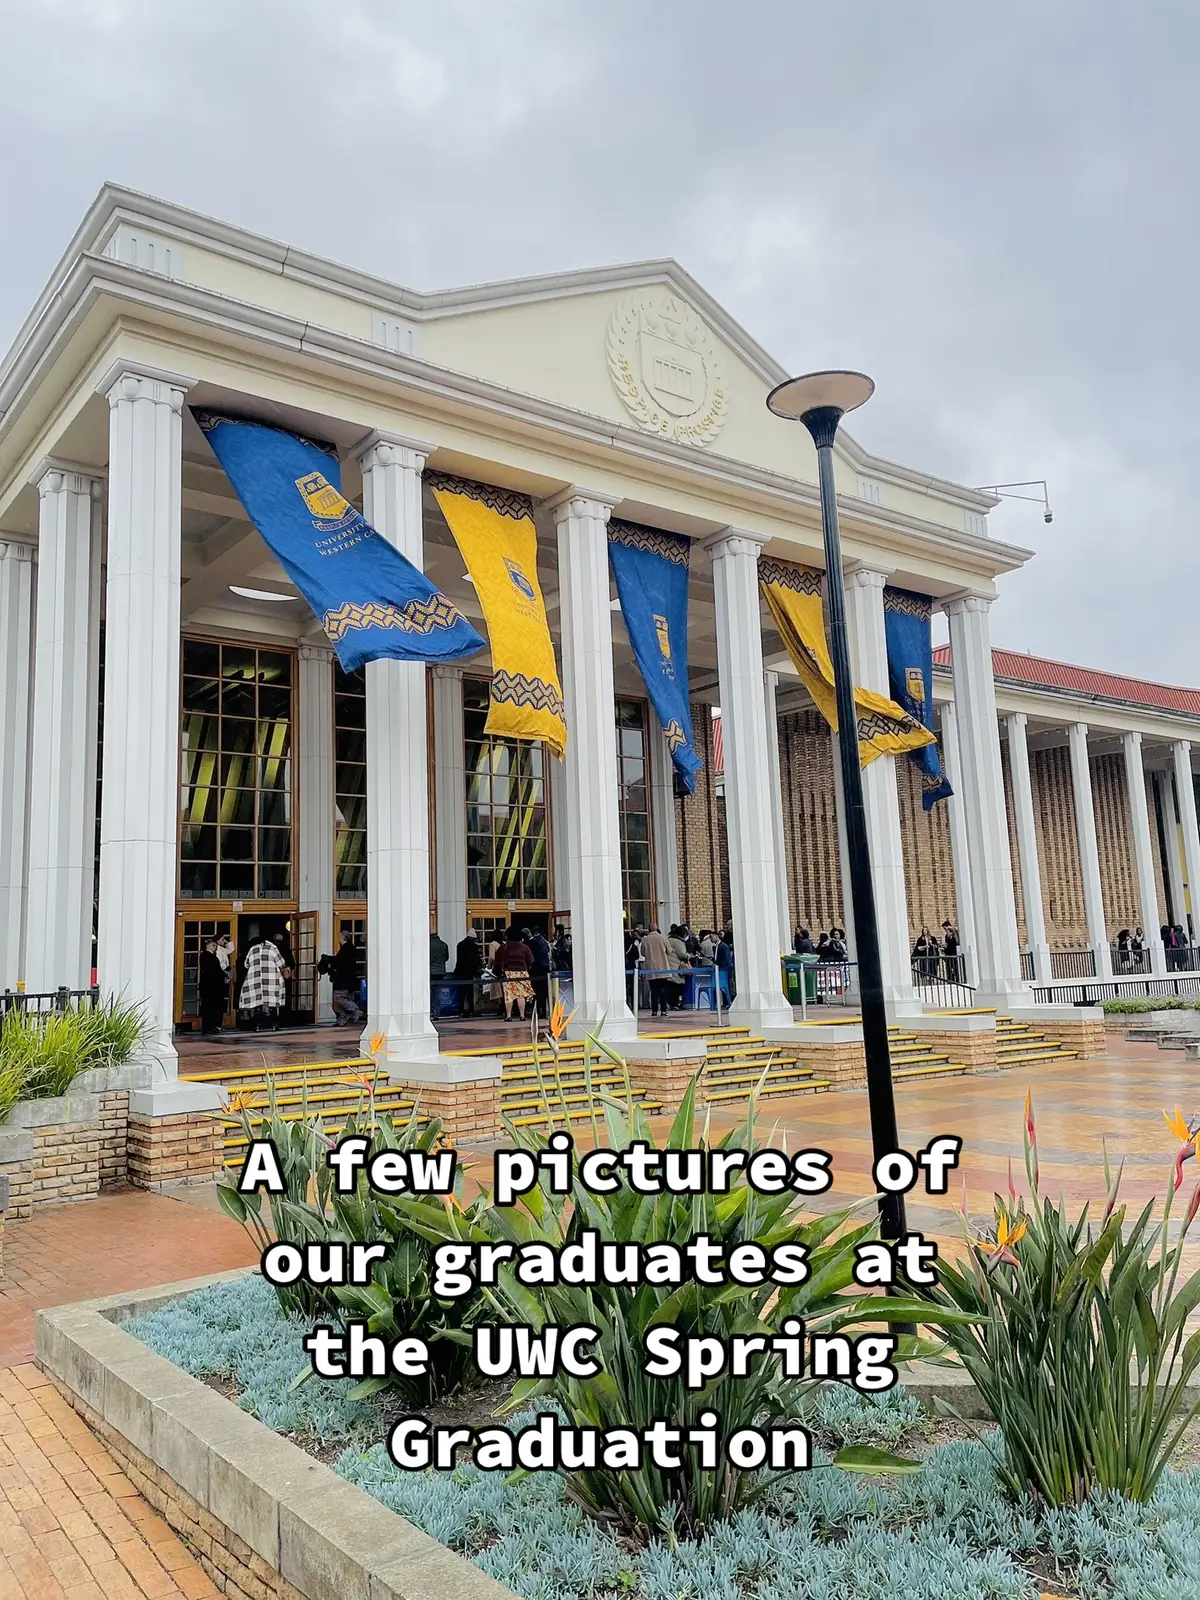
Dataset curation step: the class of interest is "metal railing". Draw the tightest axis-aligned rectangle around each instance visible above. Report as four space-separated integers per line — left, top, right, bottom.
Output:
1110 946 1151 975
1049 949 1097 980
910 958 976 1010
1031 973 1200 1006
1019 951 1036 981
1 985 99 1017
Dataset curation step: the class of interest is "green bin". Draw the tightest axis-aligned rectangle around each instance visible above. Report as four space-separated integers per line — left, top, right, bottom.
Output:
781 954 805 1004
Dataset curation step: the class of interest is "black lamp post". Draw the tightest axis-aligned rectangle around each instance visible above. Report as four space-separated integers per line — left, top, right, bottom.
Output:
766 371 907 1244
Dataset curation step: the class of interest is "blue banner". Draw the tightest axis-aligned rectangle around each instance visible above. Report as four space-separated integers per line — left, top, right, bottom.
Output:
608 520 702 793
883 586 953 810
194 412 484 672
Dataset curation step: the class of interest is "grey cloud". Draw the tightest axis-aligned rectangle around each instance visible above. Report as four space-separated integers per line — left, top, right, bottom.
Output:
0 0 1194 678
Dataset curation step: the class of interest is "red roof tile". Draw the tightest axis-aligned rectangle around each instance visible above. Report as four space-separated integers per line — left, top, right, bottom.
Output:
932 645 1200 716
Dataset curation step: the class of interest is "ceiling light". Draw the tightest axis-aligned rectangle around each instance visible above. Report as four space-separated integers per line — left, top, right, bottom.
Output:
229 585 297 603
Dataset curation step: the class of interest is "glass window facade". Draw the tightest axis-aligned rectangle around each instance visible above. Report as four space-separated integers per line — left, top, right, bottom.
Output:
464 678 549 902
616 698 652 929
334 663 367 900
179 641 293 899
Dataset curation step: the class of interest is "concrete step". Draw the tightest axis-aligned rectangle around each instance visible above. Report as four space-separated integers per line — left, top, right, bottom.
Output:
706 1077 832 1102
183 1057 370 1085
894 1061 968 1080
997 1045 1078 1065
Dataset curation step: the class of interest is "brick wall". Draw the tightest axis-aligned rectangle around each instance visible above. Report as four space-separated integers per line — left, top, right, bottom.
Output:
676 699 730 932
127 1111 224 1190
778 709 844 935
672 703 1168 957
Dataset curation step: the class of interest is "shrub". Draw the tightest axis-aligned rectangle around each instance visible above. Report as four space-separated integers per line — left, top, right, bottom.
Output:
1102 996 1200 1015
914 1095 1200 1507
218 1077 484 1401
0 995 149 1106
396 1049 965 1537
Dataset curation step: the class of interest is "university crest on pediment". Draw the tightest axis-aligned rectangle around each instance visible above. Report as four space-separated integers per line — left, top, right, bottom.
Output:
606 289 728 448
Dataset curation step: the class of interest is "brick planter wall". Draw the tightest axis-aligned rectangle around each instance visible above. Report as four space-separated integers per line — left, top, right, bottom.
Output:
765 1026 867 1089
0 1092 102 1219
906 1015 998 1073
37 1285 513 1600
128 1110 225 1189
624 1052 707 1114
388 1076 503 1144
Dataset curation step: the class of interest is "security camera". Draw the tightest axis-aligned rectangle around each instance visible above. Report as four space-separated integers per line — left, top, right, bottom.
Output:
1043 509 1053 523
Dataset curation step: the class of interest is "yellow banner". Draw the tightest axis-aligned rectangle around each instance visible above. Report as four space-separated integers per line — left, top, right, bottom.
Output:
430 474 567 760
759 556 934 765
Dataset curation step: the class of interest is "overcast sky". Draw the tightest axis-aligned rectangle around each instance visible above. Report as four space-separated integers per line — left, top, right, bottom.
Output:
1 0 1194 683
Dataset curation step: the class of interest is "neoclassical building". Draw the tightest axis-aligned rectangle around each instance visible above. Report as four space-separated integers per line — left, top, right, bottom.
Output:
0 186 1196 1111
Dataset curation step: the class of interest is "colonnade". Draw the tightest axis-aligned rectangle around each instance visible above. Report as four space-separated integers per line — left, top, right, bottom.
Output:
9 363 1178 1080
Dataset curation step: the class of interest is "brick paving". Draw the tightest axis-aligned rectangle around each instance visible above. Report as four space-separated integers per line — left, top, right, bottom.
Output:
0 1362 219 1598
0 1033 1194 1597
0 1191 258 1368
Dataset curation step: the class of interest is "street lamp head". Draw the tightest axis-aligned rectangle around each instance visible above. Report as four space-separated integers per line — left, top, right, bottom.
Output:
766 370 875 449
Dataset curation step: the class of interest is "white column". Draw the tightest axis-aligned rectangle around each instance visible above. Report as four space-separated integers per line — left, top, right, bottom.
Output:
843 564 918 1013
550 489 637 1039
357 433 439 1061
939 699 977 984
23 464 103 992
943 592 1030 1005
648 725 681 931
1067 722 1113 979
297 640 336 1023
704 529 792 1031
1162 769 1189 933
1123 732 1166 975
1005 713 1052 984
0 540 34 988
431 664 467 951
97 364 194 1084
1172 741 1200 948
763 670 792 952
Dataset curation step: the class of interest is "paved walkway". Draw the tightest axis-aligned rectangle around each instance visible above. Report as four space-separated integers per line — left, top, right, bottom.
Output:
0 1033 1194 1597
0 1192 258 1368
0 1362 219 1598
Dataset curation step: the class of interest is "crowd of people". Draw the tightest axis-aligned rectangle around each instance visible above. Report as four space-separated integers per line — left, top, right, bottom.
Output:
624 923 734 1016
791 925 849 963
197 928 302 1035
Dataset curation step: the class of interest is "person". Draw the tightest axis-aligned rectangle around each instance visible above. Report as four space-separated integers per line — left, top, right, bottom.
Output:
828 927 848 960
1115 928 1131 974
527 926 553 1019
698 929 717 962
429 929 450 1017
198 939 227 1035
494 927 535 1022
215 933 233 981
793 926 815 956
716 928 735 1002
1131 925 1145 972
667 924 690 1008
453 932 481 1017
624 927 643 1010
941 919 960 981
324 931 363 1025
815 931 833 962
680 924 700 958
552 924 572 973
912 927 939 981
240 934 287 1030
640 925 676 1017
1176 925 1192 971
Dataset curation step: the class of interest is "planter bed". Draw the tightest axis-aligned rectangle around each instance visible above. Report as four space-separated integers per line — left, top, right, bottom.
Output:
35 1270 1200 1600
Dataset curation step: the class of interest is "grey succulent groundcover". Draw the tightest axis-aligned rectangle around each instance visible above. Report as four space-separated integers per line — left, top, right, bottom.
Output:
129 1276 1200 1600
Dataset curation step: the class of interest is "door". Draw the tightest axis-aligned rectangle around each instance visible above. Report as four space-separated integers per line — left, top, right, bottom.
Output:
175 917 234 1029
291 911 318 1025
